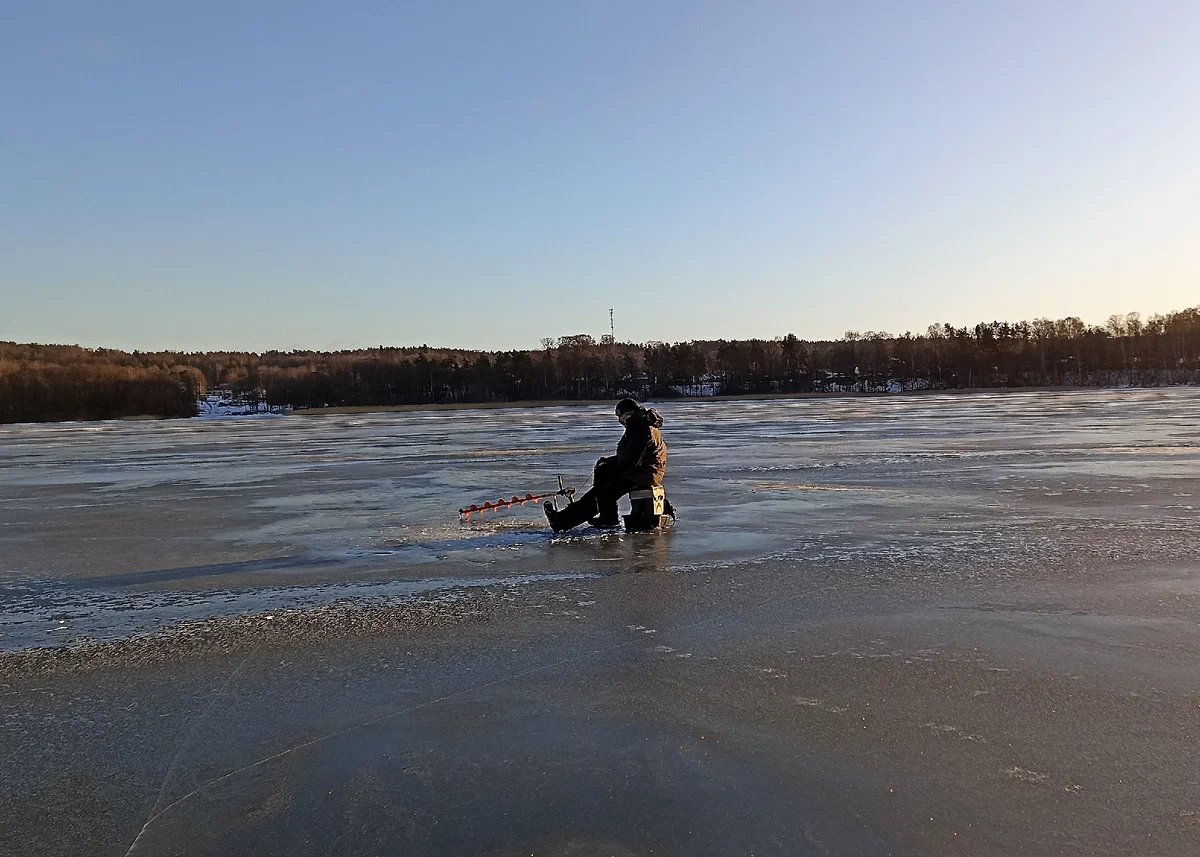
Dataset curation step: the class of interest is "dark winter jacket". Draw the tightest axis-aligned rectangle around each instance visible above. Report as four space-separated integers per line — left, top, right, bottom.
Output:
613 407 667 488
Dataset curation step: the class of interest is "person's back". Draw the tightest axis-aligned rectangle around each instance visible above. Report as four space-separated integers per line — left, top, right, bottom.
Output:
615 405 667 488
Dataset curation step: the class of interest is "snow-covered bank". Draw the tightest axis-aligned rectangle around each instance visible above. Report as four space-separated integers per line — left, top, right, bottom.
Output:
196 394 290 419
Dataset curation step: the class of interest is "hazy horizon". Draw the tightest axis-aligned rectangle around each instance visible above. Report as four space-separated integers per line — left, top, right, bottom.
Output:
5 299 1196 355
3 2 1198 353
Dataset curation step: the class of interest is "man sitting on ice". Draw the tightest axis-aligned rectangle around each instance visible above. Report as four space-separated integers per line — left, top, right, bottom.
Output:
544 398 674 532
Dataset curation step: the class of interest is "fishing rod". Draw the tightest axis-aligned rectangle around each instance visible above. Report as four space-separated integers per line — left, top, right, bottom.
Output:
459 475 576 520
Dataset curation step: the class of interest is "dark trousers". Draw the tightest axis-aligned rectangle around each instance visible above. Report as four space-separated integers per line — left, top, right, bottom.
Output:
553 460 637 531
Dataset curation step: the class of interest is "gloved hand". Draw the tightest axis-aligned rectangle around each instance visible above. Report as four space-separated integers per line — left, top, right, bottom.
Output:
594 456 616 482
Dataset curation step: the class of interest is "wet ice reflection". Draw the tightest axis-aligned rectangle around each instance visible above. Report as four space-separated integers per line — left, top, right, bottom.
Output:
2 388 1199 648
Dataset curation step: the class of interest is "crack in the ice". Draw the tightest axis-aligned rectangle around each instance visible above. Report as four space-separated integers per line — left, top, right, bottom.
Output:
123 653 251 857
120 580 830 852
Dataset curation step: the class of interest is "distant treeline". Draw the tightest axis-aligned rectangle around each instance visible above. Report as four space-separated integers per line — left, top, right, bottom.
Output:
3 307 1200 423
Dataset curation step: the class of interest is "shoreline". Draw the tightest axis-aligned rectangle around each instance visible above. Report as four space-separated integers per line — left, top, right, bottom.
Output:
288 383 1182 417
2 385 1190 427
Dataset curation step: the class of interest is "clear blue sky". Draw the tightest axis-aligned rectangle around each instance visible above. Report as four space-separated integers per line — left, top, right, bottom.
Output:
2 1 1197 352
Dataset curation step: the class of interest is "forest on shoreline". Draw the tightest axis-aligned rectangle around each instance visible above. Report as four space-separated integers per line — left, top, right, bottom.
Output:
3 307 1199 423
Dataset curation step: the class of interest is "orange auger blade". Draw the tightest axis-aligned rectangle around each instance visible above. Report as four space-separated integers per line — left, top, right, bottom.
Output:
459 486 574 519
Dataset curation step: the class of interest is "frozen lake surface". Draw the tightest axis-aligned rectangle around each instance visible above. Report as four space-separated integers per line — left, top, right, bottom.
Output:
3 388 1199 650
6 388 1200 857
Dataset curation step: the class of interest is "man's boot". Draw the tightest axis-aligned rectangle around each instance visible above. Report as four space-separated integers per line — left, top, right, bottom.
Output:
545 495 599 533
590 492 620 529
544 501 567 532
